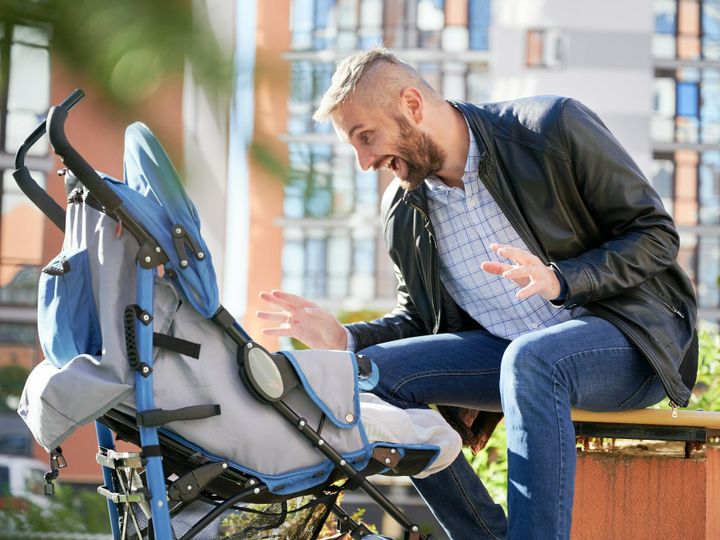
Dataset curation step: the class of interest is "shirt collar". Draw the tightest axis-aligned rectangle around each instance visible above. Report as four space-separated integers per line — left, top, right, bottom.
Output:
424 121 478 194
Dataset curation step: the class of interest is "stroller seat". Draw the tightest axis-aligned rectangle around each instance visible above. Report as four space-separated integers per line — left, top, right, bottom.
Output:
16 94 460 540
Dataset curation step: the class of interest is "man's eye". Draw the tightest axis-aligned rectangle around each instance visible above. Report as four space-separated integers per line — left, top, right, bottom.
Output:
360 133 371 144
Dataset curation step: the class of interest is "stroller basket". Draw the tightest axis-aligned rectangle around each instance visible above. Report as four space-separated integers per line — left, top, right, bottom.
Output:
14 91 461 539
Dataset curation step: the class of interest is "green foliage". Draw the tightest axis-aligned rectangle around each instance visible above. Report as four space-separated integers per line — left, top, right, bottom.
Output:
0 365 30 412
337 310 386 325
464 422 508 511
0 0 233 108
689 327 720 411
216 494 375 539
0 484 111 533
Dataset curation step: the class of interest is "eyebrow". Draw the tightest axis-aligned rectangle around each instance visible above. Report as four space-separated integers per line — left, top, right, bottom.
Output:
347 123 365 140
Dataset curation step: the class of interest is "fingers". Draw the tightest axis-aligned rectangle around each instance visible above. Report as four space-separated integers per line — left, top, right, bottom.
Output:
516 281 544 300
260 325 293 337
256 311 289 323
501 265 534 280
490 243 540 266
480 261 513 276
258 290 314 311
269 290 315 307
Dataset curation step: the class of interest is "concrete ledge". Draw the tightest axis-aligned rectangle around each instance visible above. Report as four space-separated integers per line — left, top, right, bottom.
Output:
572 443 720 539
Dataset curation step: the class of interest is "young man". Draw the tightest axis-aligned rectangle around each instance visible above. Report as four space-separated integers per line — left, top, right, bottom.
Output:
258 47 698 539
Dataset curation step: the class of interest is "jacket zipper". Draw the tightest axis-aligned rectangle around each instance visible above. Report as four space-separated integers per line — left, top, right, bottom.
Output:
658 298 685 319
585 304 689 407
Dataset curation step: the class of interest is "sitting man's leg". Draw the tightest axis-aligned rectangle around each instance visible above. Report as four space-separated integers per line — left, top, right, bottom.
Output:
359 330 510 540
500 316 667 540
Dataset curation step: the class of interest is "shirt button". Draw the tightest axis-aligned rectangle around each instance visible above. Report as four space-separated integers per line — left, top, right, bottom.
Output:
467 197 477 208
530 322 540 329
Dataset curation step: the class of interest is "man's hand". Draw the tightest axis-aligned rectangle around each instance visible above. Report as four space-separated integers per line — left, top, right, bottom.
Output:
257 290 347 350
480 243 561 300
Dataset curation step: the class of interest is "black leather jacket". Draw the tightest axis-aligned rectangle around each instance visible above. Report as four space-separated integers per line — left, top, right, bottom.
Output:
347 97 698 407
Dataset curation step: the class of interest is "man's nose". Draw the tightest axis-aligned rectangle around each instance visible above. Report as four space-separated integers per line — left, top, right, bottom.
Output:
355 148 375 171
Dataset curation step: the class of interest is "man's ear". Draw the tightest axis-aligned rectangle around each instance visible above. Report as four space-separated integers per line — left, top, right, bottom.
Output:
400 87 424 123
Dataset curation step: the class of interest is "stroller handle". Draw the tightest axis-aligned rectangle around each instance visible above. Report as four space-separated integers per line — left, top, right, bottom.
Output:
47 101 124 215
13 89 85 232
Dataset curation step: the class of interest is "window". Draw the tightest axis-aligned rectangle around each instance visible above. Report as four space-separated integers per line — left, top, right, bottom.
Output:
417 0 444 49
703 0 720 59
286 143 377 219
653 0 720 60
280 228 378 300
650 156 675 215
699 151 720 224
652 67 720 144
655 0 677 37
468 0 491 50
1 24 50 310
289 62 334 135
652 73 676 141
526 29 565 69
701 69 720 143
698 236 720 308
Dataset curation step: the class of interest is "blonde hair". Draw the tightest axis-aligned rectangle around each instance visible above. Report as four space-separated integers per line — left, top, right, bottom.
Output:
313 46 441 122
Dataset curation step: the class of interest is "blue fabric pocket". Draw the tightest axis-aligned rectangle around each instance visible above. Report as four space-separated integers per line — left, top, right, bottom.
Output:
37 249 102 368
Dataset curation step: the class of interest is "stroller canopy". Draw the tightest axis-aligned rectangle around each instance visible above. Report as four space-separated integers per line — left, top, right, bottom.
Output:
117 123 220 318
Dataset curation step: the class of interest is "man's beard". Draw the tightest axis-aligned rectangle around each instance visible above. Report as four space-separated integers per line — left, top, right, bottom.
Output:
392 114 446 191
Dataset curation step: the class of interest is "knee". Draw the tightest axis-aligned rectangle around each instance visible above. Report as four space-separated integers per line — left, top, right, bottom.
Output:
499 336 554 395
356 344 407 407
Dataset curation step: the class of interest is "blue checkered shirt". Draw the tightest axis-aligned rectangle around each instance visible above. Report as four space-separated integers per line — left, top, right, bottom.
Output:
424 126 578 340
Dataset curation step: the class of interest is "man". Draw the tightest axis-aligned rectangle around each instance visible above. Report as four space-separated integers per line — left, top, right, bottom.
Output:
258 47 698 539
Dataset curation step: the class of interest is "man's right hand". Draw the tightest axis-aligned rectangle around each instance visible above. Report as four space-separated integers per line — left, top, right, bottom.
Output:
257 290 348 350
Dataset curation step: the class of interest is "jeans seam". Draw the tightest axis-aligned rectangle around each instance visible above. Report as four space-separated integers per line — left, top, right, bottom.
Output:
552 365 568 539
447 463 503 540
551 346 636 366
389 369 501 400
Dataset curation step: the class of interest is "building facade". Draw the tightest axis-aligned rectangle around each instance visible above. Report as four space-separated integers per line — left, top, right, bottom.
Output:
267 0 720 325
651 0 720 321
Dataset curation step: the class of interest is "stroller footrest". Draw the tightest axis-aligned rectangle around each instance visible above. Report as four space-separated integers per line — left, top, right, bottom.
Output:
137 404 221 427
97 484 146 504
96 449 143 470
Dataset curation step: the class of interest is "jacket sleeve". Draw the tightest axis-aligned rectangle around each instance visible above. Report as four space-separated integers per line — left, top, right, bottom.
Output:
553 98 680 307
344 263 427 352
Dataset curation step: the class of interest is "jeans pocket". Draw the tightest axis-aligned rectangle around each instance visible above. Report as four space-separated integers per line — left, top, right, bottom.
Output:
616 374 665 411
38 248 102 368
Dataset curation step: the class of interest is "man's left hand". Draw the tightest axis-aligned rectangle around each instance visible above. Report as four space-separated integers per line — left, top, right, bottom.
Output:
480 243 561 300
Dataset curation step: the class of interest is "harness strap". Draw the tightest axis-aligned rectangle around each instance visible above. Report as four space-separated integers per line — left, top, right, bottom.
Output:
153 332 201 359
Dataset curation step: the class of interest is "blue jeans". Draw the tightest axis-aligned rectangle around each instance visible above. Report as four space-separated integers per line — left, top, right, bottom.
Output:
358 316 666 540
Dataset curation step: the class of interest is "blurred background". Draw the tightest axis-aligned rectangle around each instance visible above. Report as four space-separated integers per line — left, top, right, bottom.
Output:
0 0 719 537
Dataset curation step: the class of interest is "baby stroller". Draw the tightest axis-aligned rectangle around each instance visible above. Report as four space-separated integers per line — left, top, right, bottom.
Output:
14 91 462 540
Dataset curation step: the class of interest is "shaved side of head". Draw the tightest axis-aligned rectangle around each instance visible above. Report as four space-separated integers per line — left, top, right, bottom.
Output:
313 47 442 122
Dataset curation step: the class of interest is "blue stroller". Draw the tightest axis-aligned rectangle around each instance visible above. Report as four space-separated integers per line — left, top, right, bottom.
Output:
14 91 461 539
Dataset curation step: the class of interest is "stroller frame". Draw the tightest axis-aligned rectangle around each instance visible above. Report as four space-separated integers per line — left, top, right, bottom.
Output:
14 90 430 540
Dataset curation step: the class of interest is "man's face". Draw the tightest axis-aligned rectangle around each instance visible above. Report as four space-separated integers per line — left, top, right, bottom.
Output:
332 99 446 191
